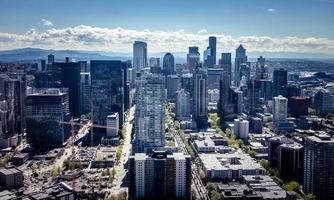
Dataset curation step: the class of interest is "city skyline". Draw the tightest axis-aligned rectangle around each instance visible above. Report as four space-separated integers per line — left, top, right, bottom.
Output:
0 0 334 58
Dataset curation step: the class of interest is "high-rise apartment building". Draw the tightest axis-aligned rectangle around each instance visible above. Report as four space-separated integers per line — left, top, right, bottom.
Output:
234 118 249 141
135 70 166 153
303 133 334 200
129 151 191 200
176 89 191 121
273 95 288 124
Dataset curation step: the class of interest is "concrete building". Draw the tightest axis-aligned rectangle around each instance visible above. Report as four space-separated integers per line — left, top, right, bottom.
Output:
129 151 191 200
303 133 334 200
106 113 119 138
273 95 288 124
199 150 264 180
135 71 166 153
0 167 23 189
176 89 191 121
234 118 249 141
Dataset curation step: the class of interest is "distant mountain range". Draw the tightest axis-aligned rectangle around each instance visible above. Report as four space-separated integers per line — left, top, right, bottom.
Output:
0 48 333 66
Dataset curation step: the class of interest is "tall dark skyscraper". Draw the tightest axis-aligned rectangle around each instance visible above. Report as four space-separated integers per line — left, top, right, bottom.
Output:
51 62 81 117
303 133 334 200
273 68 288 97
163 52 175 76
193 66 208 129
219 53 232 75
234 45 247 87
187 46 200 72
203 36 216 67
90 60 125 130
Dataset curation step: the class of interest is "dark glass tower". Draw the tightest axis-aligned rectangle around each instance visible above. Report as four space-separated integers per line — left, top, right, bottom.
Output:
273 68 288 97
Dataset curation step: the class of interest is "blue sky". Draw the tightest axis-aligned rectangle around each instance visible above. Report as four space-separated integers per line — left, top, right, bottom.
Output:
0 0 334 56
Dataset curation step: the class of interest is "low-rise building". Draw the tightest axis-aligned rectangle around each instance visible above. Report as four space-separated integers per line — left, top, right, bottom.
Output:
0 167 23 189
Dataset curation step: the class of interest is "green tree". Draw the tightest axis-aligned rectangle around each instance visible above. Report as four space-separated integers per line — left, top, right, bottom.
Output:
283 181 300 192
304 194 316 200
210 191 221 200
260 159 269 171
191 188 198 200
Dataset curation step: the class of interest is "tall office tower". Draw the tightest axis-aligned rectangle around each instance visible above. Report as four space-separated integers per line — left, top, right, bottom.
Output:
314 89 334 116
176 89 191 121
219 53 232 75
26 88 70 149
149 57 160 68
256 56 268 79
187 46 200 72
78 60 89 72
239 63 251 86
193 67 208 129
233 118 249 141
133 41 147 72
0 74 25 138
273 95 288 124
106 113 119 138
80 72 91 115
234 45 247 87
207 68 224 90
180 73 193 99
123 60 131 111
166 75 180 101
51 62 81 117
218 72 234 122
135 71 166 153
303 133 334 200
47 54 55 64
259 79 273 100
163 53 175 76
278 143 304 183
248 80 263 115
129 151 191 200
273 68 288 97
91 60 124 131
203 36 216 67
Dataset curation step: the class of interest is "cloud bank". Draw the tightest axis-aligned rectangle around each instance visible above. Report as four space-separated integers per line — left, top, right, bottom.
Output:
0 25 333 56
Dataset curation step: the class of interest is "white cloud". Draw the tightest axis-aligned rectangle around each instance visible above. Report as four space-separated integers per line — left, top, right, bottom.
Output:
0 25 333 56
41 19 53 27
267 8 276 12
197 29 208 34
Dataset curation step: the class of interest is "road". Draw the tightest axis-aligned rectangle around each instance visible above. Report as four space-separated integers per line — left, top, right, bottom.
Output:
174 131 210 200
109 106 135 196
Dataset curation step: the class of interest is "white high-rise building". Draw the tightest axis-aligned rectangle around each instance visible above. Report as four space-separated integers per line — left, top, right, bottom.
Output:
273 95 288 124
135 70 166 153
106 112 119 138
133 41 147 71
176 89 191 121
234 118 249 140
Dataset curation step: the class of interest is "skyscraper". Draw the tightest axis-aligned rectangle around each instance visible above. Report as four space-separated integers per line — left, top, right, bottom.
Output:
273 95 288 124
80 72 91 115
303 133 334 200
166 75 180 101
273 68 288 97
234 45 247 87
203 36 216 67
163 53 175 76
219 53 232 75
135 70 166 153
176 89 191 121
25 88 70 149
129 151 191 200
193 67 208 129
187 46 200 72
133 41 147 72
90 60 125 130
